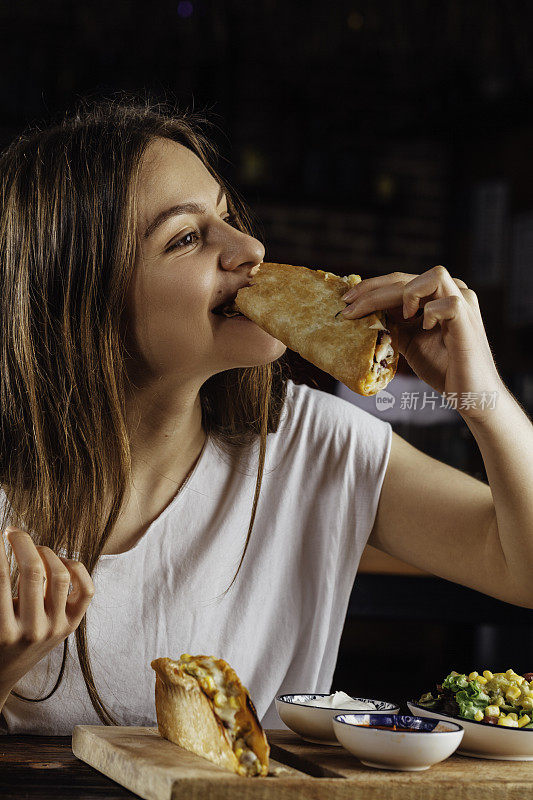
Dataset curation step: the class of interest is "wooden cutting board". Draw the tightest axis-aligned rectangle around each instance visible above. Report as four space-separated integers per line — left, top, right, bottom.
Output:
72 725 533 799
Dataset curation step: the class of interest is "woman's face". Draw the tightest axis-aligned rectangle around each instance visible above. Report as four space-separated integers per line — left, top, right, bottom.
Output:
126 137 286 384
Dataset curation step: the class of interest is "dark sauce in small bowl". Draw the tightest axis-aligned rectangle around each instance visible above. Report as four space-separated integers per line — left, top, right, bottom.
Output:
357 723 420 732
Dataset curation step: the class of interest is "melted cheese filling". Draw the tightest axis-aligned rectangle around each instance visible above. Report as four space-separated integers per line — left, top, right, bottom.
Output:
365 332 395 391
316 270 362 288
375 333 394 365
179 655 262 776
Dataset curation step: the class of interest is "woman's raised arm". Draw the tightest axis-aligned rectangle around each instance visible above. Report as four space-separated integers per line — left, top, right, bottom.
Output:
342 265 533 608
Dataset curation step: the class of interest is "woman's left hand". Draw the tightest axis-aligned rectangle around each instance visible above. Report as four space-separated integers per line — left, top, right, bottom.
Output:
341 265 505 421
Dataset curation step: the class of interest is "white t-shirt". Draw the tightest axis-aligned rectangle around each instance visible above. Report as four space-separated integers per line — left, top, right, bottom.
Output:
1 380 392 734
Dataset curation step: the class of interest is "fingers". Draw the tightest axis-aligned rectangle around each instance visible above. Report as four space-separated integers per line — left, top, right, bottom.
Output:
0 531 16 636
341 268 468 302
421 295 472 340
341 280 407 318
341 271 416 302
61 558 95 625
461 287 481 316
3 528 95 638
6 529 47 634
341 265 472 320
401 265 462 318
36 546 71 620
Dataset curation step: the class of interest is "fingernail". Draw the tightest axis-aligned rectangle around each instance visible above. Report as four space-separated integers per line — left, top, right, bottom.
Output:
341 291 357 302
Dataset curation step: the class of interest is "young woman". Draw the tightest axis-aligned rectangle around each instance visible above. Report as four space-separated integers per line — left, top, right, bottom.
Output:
0 100 532 735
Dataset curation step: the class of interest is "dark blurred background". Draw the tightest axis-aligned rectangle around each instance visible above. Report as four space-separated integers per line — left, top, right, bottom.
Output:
2 0 532 706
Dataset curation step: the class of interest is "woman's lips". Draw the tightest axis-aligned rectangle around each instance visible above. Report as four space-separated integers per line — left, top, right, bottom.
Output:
210 298 239 316
210 301 243 318
209 306 253 324
221 303 243 318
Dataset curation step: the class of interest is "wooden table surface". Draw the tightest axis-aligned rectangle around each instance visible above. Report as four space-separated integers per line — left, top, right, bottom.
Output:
4 730 533 800
0 735 138 799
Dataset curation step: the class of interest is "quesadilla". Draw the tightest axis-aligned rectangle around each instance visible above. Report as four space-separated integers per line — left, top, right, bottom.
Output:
222 262 398 396
151 654 269 777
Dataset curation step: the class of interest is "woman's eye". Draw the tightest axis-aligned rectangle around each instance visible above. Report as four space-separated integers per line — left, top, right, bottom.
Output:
166 230 199 253
165 213 238 253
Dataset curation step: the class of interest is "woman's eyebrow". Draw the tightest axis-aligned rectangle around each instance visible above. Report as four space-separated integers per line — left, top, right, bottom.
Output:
143 188 227 240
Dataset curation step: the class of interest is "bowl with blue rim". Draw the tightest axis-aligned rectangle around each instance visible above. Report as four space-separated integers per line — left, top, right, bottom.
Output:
333 713 464 771
275 693 400 745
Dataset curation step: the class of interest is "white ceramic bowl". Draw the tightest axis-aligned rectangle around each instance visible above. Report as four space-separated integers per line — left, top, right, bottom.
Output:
333 713 464 771
408 701 533 760
275 694 400 745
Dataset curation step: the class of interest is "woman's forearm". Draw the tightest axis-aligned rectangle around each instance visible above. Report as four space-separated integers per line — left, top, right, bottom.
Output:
463 385 533 606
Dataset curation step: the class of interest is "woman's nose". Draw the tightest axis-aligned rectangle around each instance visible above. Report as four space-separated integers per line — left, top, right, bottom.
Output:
220 231 265 272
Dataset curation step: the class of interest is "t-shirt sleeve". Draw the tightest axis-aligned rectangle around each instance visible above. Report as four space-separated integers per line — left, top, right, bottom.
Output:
278 381 393 609
331 391 392 561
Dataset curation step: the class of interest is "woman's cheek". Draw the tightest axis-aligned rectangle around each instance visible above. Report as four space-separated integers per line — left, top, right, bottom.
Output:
166 266 212 315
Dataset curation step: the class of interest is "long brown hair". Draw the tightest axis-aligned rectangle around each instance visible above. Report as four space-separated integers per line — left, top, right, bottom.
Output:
0 97 288 724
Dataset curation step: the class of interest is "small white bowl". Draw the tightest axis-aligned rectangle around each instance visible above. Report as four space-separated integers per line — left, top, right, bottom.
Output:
408 701 533 761
275 694 400 745
333 713 464 771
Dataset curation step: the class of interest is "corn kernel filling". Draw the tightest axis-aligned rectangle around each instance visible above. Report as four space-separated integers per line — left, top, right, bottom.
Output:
178 655 262 776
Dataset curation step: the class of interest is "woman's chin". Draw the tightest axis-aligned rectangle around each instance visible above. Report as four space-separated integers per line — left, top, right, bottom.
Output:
214 323 287 368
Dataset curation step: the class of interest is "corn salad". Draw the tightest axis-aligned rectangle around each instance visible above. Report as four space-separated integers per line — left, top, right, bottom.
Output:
418 669 533 728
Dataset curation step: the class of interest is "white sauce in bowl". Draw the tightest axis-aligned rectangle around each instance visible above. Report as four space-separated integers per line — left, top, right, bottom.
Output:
298 692 376 711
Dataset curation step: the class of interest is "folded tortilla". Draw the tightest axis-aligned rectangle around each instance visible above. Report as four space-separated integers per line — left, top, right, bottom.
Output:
230 262 399 396
151 654 269 777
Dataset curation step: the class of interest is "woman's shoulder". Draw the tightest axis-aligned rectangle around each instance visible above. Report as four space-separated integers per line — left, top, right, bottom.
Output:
261 380 392 508
282 379 391 438
273 379 392 468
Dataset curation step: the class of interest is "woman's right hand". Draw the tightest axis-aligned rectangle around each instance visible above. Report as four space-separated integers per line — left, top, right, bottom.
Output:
0 527 95 702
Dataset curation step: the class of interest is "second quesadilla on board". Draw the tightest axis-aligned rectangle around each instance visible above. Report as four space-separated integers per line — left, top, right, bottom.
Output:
151 654 270 777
